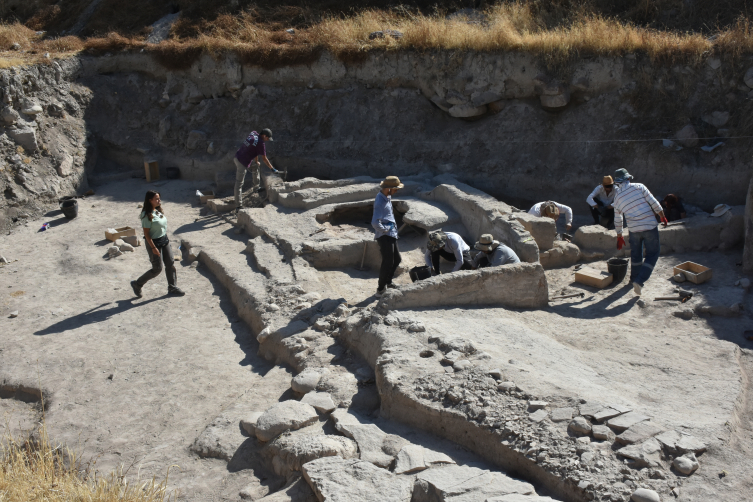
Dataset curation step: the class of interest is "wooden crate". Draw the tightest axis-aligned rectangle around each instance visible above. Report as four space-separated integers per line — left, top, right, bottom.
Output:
105 226 136 242
575 267 613 289
674 261 712 284
144 160 159 182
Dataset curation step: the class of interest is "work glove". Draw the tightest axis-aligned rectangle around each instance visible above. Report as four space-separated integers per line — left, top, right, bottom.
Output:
617 235 625 250
660 215 668 226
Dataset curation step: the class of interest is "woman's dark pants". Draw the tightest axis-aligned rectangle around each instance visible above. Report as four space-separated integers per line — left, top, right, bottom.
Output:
377 236 401 290
136 242 176 289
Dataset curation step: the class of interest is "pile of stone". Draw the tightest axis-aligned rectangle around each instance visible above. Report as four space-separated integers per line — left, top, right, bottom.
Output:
106 235 140 258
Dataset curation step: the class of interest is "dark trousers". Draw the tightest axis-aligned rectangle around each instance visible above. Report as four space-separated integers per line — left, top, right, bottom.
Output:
589 205 615 229
431 249 473 274
476 255 491 268
136 241 176 289
377 236 401 290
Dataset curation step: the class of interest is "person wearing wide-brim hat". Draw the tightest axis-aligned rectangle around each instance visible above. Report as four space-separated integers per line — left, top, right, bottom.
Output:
472 234 520 269
586 175 616 229
425 230 474 274
612 168 667 296
371 176 404 297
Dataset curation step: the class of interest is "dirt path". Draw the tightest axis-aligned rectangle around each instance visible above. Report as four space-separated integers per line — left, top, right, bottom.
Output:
0 179 290 500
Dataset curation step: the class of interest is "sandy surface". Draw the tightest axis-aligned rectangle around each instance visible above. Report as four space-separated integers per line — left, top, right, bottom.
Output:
0 179 290 500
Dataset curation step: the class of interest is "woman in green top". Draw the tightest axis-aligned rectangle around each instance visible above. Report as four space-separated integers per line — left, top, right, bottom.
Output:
131 190 185 297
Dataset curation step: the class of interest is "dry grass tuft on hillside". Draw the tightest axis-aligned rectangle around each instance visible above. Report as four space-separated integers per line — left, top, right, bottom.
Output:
1 422 174 502
0 2 751 69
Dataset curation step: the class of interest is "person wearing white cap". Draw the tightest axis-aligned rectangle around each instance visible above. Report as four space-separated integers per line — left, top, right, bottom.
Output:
528 201 573 231
612 168 667 295
372 176 404 297
425 231 473 274
472 234 520 268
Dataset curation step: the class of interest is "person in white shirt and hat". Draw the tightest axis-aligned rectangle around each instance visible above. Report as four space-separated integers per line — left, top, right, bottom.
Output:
472 234 520 268
528 201 573 232
586 175 616 228
425 231 474 275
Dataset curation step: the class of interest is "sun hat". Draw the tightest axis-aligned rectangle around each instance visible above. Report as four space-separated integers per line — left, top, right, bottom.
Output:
710 204 730 217
261 128 273 141
380 176 404 189
541 201 560 219
613 168 633 182
602 175 614 186
475 233 500 252
427 231 447 252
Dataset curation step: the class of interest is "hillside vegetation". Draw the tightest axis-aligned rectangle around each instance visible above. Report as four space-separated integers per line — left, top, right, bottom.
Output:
0 1 751 69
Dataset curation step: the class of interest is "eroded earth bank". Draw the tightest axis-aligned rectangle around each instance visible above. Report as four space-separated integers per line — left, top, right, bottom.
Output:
1 51 753 502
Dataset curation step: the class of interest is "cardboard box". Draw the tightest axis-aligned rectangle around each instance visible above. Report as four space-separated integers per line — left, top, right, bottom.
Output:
144 160 159 182
674 261 712 284
575 267 613 289
105 226 137 242
199 191 215 204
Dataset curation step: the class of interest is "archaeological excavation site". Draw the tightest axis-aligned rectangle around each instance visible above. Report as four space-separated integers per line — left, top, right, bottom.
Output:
2 2 753 501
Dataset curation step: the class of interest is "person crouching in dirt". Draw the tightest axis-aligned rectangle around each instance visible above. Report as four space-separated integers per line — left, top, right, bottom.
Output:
472 234 520 268
425 231 474 275
612 168 667 296
587 176 616 228
661 194 687 222
528 200 573 232
234 128 278 210
372 176 404 298
131 190 185 298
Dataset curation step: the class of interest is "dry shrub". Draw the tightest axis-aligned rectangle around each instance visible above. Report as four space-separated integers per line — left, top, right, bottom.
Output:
25 5 62 31
39 36 85 53
0 23 36 51
148 40 204 70
0 422 174 502
83 32 144 54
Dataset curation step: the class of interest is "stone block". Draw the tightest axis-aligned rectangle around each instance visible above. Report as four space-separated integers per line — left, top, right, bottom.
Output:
615 421 664 445
616 438 663 468
607 411 650 433
539 241 580 269
302 457 413 502
550 407 574 422
413 464 534 502
254 401 319 442
300 391 336 413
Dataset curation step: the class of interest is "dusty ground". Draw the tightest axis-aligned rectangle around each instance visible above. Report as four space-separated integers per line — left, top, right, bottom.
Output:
2 178 752 501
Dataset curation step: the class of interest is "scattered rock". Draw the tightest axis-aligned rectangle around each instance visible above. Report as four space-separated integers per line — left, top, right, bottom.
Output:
631 487 661 502
702 110 729 128
550 407 574 422
266 303 281 312
540 92 570 109
637 299 647 308
186 130 207 150
673 452 699 475
736 278 751 289
672 272 686 283
302 457 413 502
617 438 663 468
529 409 548 422
607 411 649 433
22 103 44 115
9 311 18 318
498 381 516 392
108 246 122 257
300 391 336 413
1 106 20 125
453 359 472 372
119 242 135 252
616 421 665 445
330 410 395 468
673 309 694 320
448 103 487 118
407 322 426 332
268 431 358 474
394 444 427 474
745 67 753 88
292 369 325 394
413 464 534 501
592 425 615 442
676 124 699 148
707 57 722 70
569 417 592 436
206 141 215 154
528 400 548 411
488 368 503 380
254 401 319 442
240 411 263 436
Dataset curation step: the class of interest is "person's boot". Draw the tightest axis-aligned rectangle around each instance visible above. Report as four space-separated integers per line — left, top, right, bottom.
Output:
168 286 186 296
131 281 142 298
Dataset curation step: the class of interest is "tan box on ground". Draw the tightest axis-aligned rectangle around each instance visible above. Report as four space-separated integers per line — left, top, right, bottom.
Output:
199 191 215 204
674 261 712 284
144 160 159 182
575 267 613 288
105 226 136 242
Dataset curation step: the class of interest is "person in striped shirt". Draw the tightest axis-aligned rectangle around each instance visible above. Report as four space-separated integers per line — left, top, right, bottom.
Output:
612 168 667 295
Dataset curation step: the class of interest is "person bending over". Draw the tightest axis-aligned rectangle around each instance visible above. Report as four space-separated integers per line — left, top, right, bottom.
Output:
661 194 686 222
234 128 277 209
528 200 573 232
371 176 404 298
472 234 520 268
425 231 473 275
587 175 616 228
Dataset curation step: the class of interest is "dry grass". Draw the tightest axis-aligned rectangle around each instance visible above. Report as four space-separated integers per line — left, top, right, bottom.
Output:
0 3 751 71
1 421 174 502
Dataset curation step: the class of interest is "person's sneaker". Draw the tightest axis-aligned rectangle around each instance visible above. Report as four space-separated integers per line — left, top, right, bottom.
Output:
375 287 386 298
168 287 186 296
632 282 642 295
386 283 398 289
253 186 263 193
130 281 142 298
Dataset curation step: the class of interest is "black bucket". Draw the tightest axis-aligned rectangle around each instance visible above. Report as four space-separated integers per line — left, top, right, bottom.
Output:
61 199 78 219
166 167 180 179
409 265 432 282
607 258 628 283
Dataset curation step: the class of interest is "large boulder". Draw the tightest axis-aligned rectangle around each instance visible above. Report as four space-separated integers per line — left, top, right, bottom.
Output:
7 126 38 152
301 457 413 502
675 124 699 147
255 401 319 442
539 241 580 269
267 430 357 475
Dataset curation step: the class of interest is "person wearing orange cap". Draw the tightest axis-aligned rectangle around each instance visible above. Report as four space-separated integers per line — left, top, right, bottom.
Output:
587 175 616 228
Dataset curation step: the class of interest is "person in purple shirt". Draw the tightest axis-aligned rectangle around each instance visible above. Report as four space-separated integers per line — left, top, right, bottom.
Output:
234 128 278 209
